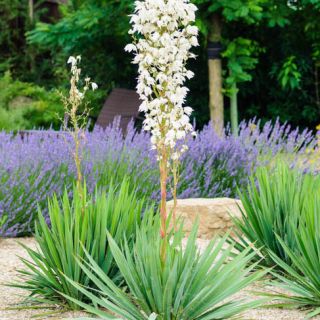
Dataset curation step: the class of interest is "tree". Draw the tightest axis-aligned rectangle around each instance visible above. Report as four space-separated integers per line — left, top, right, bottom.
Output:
302 0 320 113
0 1 29 75
222 38 261 135
28 0 34 22
24 0 320 130
0 0 63 83
193 0 266 133
27 0 134 89
259 0 320 123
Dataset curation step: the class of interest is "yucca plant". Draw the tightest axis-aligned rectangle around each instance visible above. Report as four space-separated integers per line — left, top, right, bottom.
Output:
64 216 267 320
268 189 320 318
231 163 319 268
13 179 152 309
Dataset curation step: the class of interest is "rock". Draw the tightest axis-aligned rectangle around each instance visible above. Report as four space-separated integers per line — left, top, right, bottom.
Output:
166 198 243 239
8 96 33 109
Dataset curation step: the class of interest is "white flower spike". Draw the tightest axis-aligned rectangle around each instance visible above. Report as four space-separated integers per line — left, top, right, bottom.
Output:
124 44 137 53
67 56 77 66
67 55 98 103
126 0 198 235
91 82 98 91
126 0 198 162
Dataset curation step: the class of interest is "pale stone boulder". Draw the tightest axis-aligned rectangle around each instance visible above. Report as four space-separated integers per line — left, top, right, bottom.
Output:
167 198 243 239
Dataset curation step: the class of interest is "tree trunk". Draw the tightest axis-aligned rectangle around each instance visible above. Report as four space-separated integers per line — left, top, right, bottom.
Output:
208 13 224 135
230 82 238 136
29 0 34 22
28 0 36 77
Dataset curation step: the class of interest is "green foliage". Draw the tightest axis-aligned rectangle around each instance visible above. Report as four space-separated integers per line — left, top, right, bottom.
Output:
269 190 320 318
263 1 290 27
0 0 60 84
221 0 264 24
14 180 151 309
223 37 262 93
64 217 267 320
2 0 320 129
0 213 7 230
231 163 320 268
27 1 135 91
0 72 64 130
0 0 29 74
0 104 28 131
276 56 302 90
193 0 265 24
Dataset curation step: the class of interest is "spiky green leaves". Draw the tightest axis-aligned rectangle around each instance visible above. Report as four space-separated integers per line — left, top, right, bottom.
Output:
64 217 266 319
231 163 320 268
13 179 153 309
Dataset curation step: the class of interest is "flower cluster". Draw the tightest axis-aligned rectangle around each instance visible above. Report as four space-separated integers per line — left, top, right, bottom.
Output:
68 56 98 92
64 56 98 186
66 55 98 118
125 0 199 161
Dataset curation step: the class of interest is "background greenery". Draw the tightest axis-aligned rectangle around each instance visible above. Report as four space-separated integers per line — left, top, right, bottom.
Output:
0 0 320 130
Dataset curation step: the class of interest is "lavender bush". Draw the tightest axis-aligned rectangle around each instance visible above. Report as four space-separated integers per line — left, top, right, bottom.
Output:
0 118 317 237
237 118 317 168
0 120 157 237
179 125 249 198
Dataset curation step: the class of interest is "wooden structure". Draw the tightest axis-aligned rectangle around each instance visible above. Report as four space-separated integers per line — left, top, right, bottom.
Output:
96 88 142 131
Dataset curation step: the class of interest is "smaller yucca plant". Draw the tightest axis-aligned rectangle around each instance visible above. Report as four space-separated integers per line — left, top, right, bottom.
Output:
231 163 319 268
64 216 267 320
13 179 151 309
268 190 320 318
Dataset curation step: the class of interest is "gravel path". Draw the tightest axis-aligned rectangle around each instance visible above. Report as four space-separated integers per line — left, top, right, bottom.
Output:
0 237 318 320
0 238 87 320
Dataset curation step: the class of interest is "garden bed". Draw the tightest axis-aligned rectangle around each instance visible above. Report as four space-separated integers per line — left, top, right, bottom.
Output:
0 237 318 320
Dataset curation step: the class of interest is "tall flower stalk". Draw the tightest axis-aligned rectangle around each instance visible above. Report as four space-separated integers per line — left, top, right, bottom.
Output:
126 0 198 259
171 158 180 230
62 56 97 193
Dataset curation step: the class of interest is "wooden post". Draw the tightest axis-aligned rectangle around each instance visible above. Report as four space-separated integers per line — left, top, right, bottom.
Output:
208 13 224 135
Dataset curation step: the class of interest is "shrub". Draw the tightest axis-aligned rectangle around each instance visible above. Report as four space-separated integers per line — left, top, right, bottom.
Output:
0 119 317 237
0 131 73 237
13 179 152 309
0 121 244 236
237 118 317 165
0 124 156 237
179 124 249 198
0 72 64 130
64 217 267 319
231 163 320 268
0 164 69 236
0 102 29 130
267 189 320 318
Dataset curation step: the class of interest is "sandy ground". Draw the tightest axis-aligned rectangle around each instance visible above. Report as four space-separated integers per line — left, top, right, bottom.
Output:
0 237 88 320
0 237 319 320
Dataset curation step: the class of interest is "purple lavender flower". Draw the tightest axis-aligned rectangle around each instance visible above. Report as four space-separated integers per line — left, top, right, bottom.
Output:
0 118 316 237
